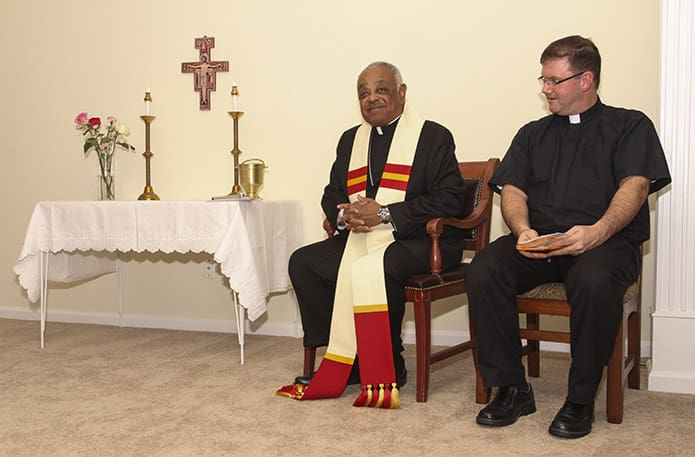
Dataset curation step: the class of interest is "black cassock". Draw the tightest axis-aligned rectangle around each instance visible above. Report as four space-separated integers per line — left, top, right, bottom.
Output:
289 118 467 374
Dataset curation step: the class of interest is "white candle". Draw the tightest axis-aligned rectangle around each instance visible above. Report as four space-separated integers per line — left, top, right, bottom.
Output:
145 88 152 115
232 83 239 111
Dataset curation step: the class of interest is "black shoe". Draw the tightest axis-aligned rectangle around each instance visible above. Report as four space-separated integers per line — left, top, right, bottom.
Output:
396 369 407 388
293 373 313 386
548 399 594 439
476 384 537 427
294 368 407 387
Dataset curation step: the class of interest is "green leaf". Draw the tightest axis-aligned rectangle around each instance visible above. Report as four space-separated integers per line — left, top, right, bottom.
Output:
83 137 98 154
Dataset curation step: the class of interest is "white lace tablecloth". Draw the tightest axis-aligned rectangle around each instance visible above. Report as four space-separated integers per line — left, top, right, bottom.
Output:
13 200 302 321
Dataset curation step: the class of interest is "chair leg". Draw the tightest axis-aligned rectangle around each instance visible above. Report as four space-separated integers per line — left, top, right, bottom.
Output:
413 291 432 402
606 321 624 424
627 304 641 389
303 346 317 377
469 314 491 403
526 313 540 378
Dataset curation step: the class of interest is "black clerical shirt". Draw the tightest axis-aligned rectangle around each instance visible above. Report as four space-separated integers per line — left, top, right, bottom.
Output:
490 100 671 244
366 120 399 198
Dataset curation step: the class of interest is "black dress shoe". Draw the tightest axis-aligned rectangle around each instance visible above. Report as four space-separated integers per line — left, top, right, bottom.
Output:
294 368 407 387
294 373 313 386
548 399 594 439
396 369 407 388
476 384 537 427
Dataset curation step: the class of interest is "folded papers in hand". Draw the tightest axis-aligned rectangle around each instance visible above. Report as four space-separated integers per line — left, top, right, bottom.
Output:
516 232 568 252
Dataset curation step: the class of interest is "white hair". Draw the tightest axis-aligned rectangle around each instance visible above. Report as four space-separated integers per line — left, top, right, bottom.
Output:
360 61 404 86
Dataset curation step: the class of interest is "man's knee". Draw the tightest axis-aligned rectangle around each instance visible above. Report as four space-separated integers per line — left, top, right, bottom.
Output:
566 261 627 298
382 244 428 283
466 247 505 290
289 237 345 283
288 246 310 281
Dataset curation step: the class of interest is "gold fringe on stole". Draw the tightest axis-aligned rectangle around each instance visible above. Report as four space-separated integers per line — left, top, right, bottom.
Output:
352 384 372 407
352 383 399 409
374 384 385 408
275 383 306 400
389 383 400 409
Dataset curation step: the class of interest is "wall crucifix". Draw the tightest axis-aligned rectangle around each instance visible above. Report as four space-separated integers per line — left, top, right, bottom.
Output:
181 36 229 110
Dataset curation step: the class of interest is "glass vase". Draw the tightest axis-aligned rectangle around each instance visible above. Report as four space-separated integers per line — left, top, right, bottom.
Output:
98 155 115 201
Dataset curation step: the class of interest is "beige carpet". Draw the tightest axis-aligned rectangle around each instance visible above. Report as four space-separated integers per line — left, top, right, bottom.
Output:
1 318 694 457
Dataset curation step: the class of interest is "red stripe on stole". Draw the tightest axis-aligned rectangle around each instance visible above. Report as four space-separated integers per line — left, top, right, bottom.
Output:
347 182 366 195
348 166 368 195
383 163 411 175
381 163 411 191
379 178 409 191
348 166 368 179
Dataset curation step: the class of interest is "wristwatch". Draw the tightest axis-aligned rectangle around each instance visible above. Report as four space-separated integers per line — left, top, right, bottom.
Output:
377 205 391 224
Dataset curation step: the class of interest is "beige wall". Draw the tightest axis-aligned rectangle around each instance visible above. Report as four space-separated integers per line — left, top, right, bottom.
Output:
1 1 661 342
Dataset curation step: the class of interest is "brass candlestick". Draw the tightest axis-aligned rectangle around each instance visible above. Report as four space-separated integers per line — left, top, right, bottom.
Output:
138 113 160 200
226 110 245 196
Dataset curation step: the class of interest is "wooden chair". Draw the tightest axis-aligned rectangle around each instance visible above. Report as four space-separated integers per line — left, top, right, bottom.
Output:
474 273 642 424
403 158 499 402
302 158 500 405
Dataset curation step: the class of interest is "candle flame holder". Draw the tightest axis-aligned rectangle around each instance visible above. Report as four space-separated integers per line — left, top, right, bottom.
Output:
137 115 160 200
225 110 245 197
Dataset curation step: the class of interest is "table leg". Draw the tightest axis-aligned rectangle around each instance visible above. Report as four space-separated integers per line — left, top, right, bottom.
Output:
233 291 245 365
39 251 49 349
117 258 124 326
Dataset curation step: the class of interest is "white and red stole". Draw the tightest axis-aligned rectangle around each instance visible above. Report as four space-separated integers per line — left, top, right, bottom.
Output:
278 104 424 408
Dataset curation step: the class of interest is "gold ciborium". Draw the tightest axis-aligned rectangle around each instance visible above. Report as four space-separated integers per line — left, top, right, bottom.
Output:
239 158 266 199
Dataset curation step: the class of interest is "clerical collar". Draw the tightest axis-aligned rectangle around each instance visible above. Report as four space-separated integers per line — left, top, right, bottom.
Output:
374 115 401 136
565 98 603 125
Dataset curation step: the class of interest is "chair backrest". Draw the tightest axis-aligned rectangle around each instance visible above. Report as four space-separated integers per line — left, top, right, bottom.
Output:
458 158 499 253
323 158 499 243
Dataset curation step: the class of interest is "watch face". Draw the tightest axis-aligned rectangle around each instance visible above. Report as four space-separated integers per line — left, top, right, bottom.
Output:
378 207 390 223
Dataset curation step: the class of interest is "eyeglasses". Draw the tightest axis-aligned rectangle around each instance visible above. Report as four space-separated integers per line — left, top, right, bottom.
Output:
537 71 586 88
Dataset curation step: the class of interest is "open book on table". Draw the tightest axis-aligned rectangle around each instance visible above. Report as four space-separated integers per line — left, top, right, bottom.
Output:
516 232 568 252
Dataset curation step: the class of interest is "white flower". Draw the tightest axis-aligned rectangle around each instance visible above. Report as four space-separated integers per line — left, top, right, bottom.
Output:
115 122 130 136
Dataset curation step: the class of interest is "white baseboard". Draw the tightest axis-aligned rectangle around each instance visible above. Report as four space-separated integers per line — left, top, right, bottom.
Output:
0 306 651 357
0 307 297 338
648 366 695 394
648 312 695 394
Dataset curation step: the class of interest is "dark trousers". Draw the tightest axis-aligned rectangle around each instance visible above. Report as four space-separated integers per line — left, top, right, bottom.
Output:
465 233 641 404
288 232 436 375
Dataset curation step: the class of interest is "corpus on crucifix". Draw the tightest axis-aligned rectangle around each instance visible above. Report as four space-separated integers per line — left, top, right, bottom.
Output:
181 36 229 110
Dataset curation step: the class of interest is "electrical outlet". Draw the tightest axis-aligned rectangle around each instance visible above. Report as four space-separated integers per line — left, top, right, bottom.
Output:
204 261 217 279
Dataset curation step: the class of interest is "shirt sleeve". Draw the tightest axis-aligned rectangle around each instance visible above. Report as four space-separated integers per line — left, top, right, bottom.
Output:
611 110 671 194
321 129 355 224
488 123 533 195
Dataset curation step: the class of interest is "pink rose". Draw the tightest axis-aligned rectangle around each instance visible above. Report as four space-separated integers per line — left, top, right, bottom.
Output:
88 117 101 127
74 112 88 124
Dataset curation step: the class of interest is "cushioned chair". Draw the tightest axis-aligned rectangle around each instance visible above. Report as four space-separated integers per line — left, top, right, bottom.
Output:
473 272 642 424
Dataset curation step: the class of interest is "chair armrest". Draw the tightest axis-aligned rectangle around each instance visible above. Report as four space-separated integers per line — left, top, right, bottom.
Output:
323 218 337 237
425 199 492 276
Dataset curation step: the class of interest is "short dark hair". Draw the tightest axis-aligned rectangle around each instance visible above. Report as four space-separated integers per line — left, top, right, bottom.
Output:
541 35 601 89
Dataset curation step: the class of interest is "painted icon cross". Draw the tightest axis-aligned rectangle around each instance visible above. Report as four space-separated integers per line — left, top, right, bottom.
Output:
181 36 229 110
